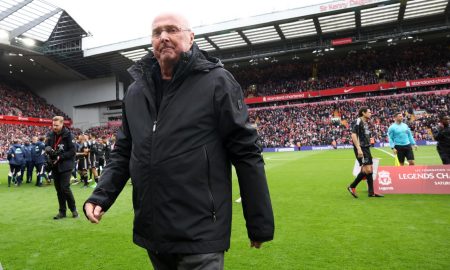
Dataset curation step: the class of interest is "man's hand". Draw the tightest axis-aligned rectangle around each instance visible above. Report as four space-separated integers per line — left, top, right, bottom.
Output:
250 241 263 249
84 202 104 224
393 148 398 155
357 148 363 158
413 145 418 151
53 156 60 165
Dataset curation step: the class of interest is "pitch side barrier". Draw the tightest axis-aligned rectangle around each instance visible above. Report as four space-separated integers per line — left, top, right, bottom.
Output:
263 140 436 152
374 165 450 194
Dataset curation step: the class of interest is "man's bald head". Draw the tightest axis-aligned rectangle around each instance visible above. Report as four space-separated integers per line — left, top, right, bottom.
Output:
152 13 191 30
151 13 194 78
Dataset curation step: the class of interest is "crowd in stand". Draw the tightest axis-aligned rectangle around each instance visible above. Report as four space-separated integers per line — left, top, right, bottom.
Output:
0 125 49 159
0 81 69 119
0 43 449 155
250 93 449 148
0 92 448 156
233 43 449 98
84 125 119 139
0 124 83 160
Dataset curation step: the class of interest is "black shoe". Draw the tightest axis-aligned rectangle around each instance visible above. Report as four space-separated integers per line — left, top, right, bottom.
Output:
72 210 79 218
368 193 384 197
53 213 66 220
347 187 358 198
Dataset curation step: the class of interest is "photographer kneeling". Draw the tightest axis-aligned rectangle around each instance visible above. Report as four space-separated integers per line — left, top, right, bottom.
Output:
46 116 78 220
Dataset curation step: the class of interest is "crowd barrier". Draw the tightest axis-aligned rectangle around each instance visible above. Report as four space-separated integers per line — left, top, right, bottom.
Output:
262 140 437 152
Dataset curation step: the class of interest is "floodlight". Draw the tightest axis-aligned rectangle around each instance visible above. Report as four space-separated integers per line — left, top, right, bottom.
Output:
22 38 36 47
0 29 9 40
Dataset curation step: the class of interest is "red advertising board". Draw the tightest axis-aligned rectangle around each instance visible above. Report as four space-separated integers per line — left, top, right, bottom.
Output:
244 76 450 105
0 115 71 127
374 166 450 194
107 121 122 127
331 37 353 46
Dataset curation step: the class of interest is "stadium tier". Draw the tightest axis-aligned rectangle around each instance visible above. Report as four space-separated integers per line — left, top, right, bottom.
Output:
0 80 69 119
249 91 449 148
235 43 449 98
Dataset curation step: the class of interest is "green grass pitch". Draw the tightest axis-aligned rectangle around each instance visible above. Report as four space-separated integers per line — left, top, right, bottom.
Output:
0 146 449 269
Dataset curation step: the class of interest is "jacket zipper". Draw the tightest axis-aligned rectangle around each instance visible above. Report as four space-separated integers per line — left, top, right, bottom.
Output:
141 63 158 251
204 146 216 223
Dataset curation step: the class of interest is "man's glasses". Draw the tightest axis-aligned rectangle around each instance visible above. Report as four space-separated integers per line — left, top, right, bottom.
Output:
152 25 190 38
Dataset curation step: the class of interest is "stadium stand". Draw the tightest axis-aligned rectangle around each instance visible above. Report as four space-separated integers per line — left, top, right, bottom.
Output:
84 125 119 139
234 44 449 98
0 124 48 159
0 0 449 155
0 80 69 119
250 92 449 148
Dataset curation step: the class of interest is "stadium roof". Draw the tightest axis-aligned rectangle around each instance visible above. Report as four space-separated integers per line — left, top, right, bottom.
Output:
1 0 449 81
0 0 90 80
0 0 87 45
77 0 449 79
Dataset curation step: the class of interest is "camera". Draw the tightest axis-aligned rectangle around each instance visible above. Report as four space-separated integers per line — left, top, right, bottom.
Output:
44 146 64 172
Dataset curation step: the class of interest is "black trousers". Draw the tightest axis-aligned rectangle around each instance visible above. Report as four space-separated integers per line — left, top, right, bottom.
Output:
438 147 450 165
147 251 224 270
53 170 77 213
25 161 34 182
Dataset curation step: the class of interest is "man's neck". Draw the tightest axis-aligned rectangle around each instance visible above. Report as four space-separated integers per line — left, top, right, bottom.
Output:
159 61 175 80
395 121 402 124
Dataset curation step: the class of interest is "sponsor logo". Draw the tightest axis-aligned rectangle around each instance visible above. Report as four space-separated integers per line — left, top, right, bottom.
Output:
378 170 392 186
275 148 295 152
344 88 354 93
312 146 333 150
410 77 450 87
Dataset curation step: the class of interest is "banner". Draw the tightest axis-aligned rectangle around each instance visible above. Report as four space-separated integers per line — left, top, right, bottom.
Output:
374 165 450 194
244 76 450 105
331 37 353 46
0 115 71 127
107 121 122 127
319 0 388 13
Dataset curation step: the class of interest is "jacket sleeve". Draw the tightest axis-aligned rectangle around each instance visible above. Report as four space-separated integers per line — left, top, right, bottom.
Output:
7 147 12 160
84 102 132 213
60 133 75 161
433 127 443 141
214 70 274 242
388 126 395 148
407 127 416 145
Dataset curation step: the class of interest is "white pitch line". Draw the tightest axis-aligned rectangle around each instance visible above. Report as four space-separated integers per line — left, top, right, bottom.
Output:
374 147 409 165
374 147 396 157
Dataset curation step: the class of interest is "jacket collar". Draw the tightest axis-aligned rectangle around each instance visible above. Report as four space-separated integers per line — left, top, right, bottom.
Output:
128 42 223 82
50 126 70 138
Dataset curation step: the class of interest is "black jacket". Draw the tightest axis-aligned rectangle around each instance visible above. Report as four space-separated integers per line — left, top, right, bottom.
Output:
85 44 274 254
46 127 76 173
433 126 450 149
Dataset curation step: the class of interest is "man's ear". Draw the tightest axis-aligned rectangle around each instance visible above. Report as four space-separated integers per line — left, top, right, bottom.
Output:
189 32 195 46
